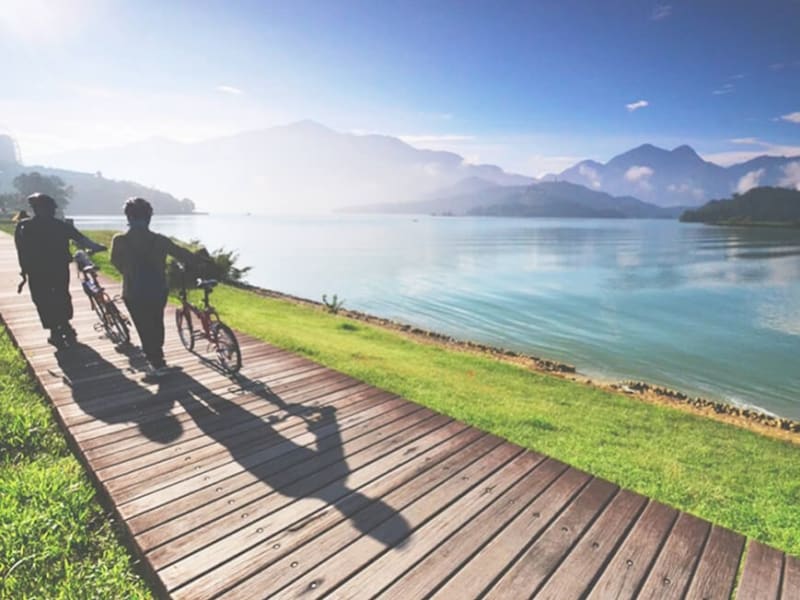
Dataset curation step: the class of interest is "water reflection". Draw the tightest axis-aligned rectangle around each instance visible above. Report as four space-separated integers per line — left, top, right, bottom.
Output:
73 214 800 419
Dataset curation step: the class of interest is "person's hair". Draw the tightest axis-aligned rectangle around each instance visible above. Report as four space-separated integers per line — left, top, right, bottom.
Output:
27 193 56 216
124 197 153 222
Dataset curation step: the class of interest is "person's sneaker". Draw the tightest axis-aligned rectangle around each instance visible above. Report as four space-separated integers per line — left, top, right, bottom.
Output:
142 364 181 382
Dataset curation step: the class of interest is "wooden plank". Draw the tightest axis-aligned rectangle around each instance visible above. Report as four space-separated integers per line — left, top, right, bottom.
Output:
637 512 711 600
380 458 568 598
534 488 649 599
736 540 784 600
781 555 800 600
332 450 552 598
149 413 459 586
124 398 429 530
168 425 492 599
431 467 591 598
684 526 745 600
109 400 436 508
485 477 619 598
587 500 678 599
216 440 524 599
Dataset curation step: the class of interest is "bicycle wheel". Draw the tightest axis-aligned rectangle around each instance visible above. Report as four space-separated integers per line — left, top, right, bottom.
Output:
103 301 130 346
176 307 194 350
212 322 241 373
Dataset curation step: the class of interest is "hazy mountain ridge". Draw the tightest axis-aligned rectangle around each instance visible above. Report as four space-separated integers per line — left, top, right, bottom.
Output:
553 143 800 207
0 135 194 214
36 120 535 214
347 179 685 219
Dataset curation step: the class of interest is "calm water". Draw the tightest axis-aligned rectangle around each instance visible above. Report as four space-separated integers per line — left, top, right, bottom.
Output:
74 214 800 419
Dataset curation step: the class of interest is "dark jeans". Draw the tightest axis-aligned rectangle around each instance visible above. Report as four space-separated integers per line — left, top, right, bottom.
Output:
28 268 73 330
124 296 167 368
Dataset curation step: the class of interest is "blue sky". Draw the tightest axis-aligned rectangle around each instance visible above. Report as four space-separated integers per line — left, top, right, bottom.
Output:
2 0 799 175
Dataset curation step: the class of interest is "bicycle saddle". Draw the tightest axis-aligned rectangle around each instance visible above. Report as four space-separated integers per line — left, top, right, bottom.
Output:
196 278 218 290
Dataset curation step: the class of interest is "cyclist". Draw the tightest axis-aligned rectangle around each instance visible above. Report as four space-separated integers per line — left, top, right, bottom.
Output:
14 193 106 348
110 197 206 380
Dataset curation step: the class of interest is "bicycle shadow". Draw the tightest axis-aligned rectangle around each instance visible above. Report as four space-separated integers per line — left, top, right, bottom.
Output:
161 368 412 549
54 342 183 444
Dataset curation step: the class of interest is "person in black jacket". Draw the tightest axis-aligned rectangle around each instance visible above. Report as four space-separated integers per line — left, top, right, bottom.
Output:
14 193 105 348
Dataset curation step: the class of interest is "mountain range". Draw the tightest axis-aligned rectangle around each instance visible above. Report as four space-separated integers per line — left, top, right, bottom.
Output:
347 178 685 219
35 121 533 214
15 121 800 215
547 143 800 207
0 135 194 215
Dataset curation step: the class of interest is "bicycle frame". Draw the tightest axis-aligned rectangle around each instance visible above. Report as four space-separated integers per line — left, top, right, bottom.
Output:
177 284 219 342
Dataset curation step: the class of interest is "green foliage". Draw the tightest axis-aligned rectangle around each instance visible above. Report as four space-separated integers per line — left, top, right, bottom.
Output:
0 325 151 598
680 186 800 225
164 238 252 290
12 171 73 215
322 293 345 314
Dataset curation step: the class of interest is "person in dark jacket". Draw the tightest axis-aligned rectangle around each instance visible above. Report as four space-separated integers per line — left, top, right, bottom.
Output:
111 197 200 379
14 193 106 348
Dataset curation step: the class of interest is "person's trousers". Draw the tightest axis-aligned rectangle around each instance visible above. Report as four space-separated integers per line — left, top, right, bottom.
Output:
124 297 168 368
28 268 73 330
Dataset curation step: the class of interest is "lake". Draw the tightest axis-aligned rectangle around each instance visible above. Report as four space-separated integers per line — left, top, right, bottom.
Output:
73 214 800 420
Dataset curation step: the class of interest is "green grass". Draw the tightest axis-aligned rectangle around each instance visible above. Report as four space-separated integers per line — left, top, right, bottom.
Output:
79 229 800 557
0 324 151 598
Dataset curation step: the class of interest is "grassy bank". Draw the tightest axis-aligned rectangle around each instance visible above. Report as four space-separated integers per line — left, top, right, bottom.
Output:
76 229 800 557
0 323 151 598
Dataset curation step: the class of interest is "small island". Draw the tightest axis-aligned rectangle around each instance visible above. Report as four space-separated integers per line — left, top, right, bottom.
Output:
680 186 800 227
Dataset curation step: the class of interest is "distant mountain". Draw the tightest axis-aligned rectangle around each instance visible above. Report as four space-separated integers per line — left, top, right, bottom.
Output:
36 121 535 214
680 187 800 225
554 144 800 207
347 179 684 219
0 135 194 215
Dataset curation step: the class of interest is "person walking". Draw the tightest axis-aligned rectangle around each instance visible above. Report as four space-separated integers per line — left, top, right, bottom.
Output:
14 193 106 348
110 197 202 380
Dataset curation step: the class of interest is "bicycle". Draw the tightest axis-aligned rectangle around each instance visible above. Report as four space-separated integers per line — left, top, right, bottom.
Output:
74 250 131 346
174 263 242 373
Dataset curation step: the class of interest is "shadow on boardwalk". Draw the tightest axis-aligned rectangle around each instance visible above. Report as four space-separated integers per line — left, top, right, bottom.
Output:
56 343 410 548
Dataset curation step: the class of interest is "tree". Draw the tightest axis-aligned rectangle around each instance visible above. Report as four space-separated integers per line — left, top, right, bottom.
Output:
12 172 72 215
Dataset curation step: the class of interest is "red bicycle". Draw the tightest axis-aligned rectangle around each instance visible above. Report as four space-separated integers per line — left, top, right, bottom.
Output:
174 263 241 373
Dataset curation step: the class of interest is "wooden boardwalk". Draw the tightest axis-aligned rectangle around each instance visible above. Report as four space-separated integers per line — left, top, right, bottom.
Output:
0 232 796 599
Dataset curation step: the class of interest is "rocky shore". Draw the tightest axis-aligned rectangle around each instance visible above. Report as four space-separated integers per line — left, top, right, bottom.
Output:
235 281 800 444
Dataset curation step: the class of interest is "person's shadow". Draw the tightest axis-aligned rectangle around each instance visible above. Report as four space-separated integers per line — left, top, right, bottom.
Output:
55 343 410 548
162 368 411 548
54 342 182 444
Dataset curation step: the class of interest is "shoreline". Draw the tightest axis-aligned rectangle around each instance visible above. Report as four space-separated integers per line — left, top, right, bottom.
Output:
233 280 800 443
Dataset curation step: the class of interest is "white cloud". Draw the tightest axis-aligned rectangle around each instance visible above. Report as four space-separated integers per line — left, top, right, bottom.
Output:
216 85 244 95
702 139 800 166
667 183 705 199
578 164 602 188
624 165 654 182
625 165 654 190
626 100 649 112
651 4 672 20
779 161 800 190
780 112 800 124
736 169 765 194
712 83 735 96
